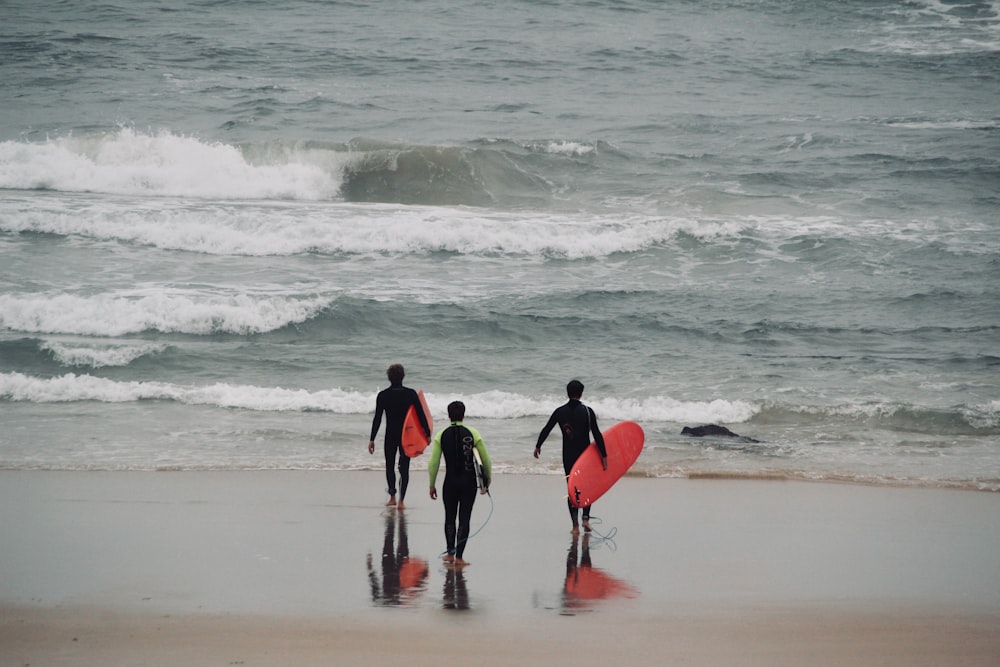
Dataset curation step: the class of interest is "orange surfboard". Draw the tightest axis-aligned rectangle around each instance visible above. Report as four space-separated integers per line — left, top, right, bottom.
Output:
567 420 644 508
401 390 432 458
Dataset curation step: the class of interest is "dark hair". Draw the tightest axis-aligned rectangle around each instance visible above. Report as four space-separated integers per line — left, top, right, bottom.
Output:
566 379 584 398
447 400 466 421
386 364 405 384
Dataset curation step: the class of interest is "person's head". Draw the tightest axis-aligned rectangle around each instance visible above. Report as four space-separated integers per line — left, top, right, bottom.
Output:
566 379 584 399
386 363 405 384
448 400 466 422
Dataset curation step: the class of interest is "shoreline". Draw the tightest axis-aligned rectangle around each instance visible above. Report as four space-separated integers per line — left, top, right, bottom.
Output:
3 470 999 665
3 463 996 494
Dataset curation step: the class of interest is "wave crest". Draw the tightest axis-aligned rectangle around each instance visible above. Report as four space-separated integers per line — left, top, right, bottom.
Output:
0 372 760 426
0 128 341 199
40 340 168 367
338 138 552 206
0 292 332 336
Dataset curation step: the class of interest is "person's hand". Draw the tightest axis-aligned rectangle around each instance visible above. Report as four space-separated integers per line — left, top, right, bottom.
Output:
368 440 375 455
429 487 437 500
601 455 608 471
533 446 541 459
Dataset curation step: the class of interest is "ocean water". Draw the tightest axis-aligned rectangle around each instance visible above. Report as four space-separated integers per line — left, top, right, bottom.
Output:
1 0 998 490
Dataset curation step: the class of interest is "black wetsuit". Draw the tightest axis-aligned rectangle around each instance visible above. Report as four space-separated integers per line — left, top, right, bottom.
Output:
536 399 607 522
370 383 429 499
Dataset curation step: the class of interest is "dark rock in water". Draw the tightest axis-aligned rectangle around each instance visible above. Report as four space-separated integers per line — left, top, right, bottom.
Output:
681 424 760 443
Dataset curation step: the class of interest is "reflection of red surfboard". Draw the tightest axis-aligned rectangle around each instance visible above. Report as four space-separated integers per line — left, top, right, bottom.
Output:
401 390 432 458
398 557 429 593
567 421 644 508
565 566 638 600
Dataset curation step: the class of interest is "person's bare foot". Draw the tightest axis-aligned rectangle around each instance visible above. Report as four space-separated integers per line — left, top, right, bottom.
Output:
385 496 397 507
447 558 469 569
582 519 592 533
442 554 455 563
396 499 405 510
571 524 580 536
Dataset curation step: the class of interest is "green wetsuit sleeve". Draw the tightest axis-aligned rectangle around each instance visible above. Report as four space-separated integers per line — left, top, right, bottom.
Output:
428 431 443 487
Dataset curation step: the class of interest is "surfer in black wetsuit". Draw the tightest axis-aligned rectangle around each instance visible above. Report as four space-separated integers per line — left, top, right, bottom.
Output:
428 400 492 568
534 379 607 534
369 363 430 510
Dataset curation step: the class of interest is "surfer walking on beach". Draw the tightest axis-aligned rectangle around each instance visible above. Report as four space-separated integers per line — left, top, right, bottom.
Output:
534 379 607 534
428 400 492 568
369 363 431 510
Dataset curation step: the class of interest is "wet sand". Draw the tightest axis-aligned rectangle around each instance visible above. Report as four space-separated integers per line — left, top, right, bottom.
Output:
2 470 999 666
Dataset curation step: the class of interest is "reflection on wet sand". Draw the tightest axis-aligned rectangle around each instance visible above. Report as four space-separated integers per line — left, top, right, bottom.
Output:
562 533 638 614
443 567 470 611
366 510 429 606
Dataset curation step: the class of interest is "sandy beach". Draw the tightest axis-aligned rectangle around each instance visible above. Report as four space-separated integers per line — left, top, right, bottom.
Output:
2 470 999 666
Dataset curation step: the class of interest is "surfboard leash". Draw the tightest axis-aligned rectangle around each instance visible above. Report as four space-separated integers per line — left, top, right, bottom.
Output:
583 515 618 549
438 489 494 560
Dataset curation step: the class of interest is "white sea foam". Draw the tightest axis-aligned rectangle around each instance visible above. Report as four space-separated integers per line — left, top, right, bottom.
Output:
870 37 1000 56
5 190 924 261
0 372 758 425
40 340 168 367
885 119 1000 130
0 194 766 259
869 0 1000 55
537 140 597 156
964 400 1000 429
588 396 759 424
0 129 342 200
423 391 755 424
0 372 373 412
426 392 759 425
463 393 758 425
0 292 332 336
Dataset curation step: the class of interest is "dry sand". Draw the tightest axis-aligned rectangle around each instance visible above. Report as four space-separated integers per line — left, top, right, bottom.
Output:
2 470 999 666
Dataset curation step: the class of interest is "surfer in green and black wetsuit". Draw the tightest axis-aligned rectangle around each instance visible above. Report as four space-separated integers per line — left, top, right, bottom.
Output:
534 379 607 534
428 400 491 568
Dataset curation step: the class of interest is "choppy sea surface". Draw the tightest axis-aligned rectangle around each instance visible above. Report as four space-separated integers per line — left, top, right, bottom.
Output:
1 0 998 490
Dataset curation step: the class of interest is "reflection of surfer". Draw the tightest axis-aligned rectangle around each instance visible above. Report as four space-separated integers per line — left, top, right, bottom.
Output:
534 379 607 534
563 533 637 610
443 567 470 610
428 400 492 568
366 511 428 606
563 533 593 611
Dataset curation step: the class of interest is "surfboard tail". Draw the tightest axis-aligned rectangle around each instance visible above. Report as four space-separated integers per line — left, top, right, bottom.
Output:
473 447 488 494
401 390 432 457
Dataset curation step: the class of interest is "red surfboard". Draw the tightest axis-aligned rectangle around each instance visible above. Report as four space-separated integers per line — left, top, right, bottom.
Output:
567 420 644 508
401 390 432 458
